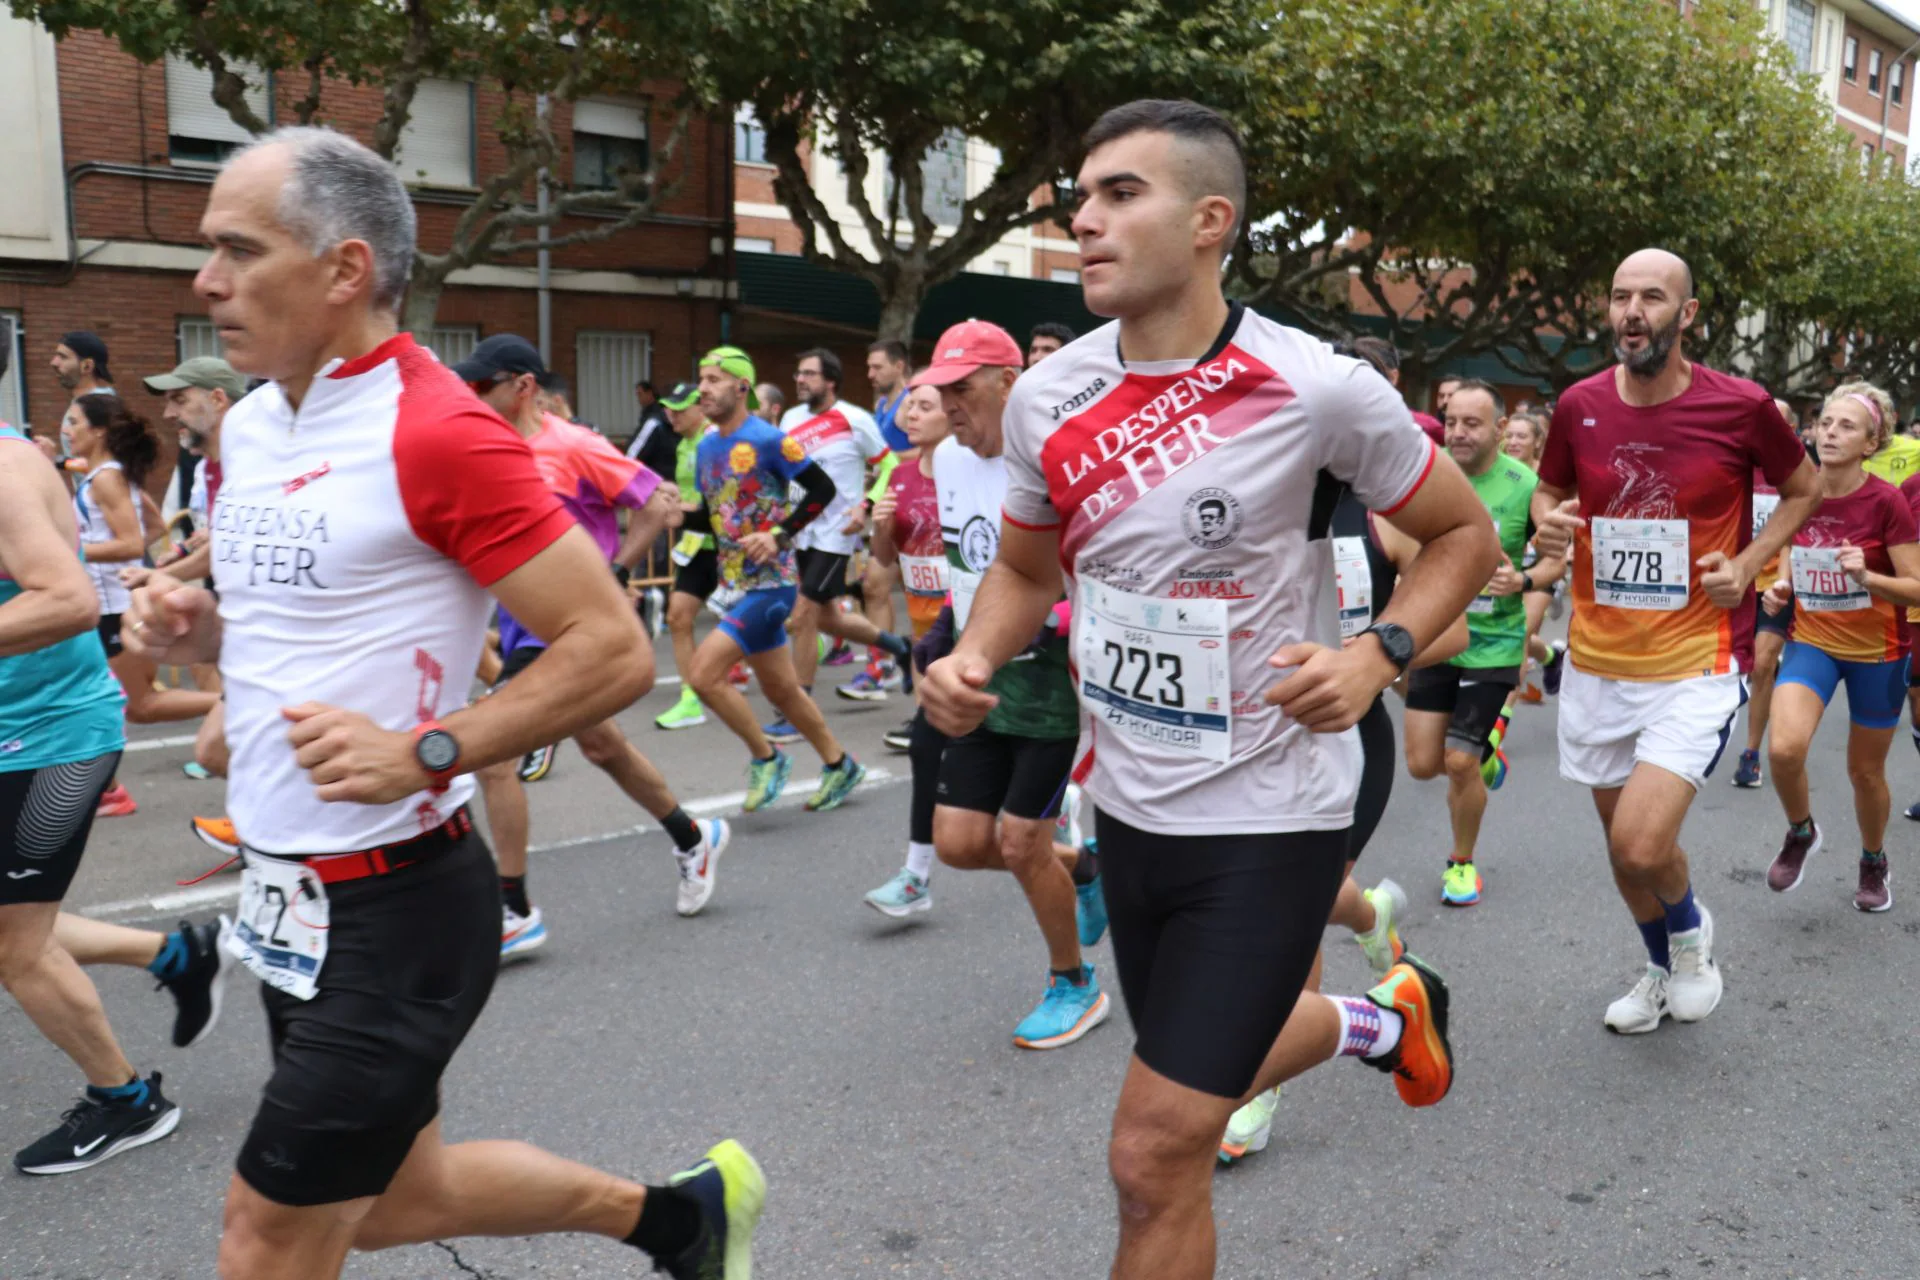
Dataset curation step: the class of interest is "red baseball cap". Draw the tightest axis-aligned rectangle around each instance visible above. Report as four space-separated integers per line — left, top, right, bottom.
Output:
910 319 1024 388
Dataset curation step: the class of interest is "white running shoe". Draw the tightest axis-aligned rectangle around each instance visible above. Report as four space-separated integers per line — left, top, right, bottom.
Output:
676 818 730 917
1667 904 1723 1022
1355 878 1409 977
501 905 547 959
1604 964 1670 1034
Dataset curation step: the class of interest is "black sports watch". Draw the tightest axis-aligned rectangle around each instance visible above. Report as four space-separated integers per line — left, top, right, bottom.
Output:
613 564 632 588
1520 571 1536 594
412 721 462 794
1360 622 1415 675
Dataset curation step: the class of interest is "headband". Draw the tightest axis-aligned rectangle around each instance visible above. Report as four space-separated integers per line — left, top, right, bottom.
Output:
1846 392 1884 428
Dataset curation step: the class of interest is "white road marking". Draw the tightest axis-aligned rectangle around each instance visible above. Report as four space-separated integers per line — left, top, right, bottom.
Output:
78 765 898 923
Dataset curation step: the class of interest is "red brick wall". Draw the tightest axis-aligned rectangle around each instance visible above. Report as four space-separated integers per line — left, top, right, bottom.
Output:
1837 18 1915 151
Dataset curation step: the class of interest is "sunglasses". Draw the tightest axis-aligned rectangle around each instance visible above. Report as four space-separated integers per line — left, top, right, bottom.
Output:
466 374 510 395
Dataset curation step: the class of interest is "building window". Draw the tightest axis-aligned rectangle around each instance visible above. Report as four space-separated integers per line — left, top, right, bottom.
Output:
176 317 224 362
424 326 479 368
575 330 651 431
1784 0 1816 73
889 129 967 229
1845 35 1859 83
735 236 775 254
1870 48 1884 95
1048 268 1081 284
1861 142 1876 171
394 80 474 187
572 99 649 194
0 311 24 430
1895 59 1906 107
166 54 269 166
735 105 769 166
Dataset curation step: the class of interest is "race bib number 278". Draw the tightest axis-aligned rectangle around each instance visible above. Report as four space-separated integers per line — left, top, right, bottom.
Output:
1590 517 1689 611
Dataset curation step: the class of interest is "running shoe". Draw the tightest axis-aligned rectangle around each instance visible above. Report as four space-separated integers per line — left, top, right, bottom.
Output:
1076 874 1109 947
1218 1088 1280 1163
836 667 889 702
1767 821 1821 892
1481 747 1509 791
727 662 751 690
1440 860 1481 907
1857 856 1893 913
180 761 212 781
883 719 914 753
824 640 857 666
1906 799 1920 822
655 689 708 731
501 905 547 959
14 1074 180 1175
1731 748 1762 789
761 715 802 745
804 754 867 812
864 868 932 918
518 742 558 782
1012 964 1110 1049
1360 956 1453 1107
1355 878 1409 977
1604 964 1670 1034
1518 682 1544 705
675 820 730 918
191 815 241 858
95 782 137 818
156 917 231 1048
658 1139 766 1280
743 750 791 812
1666 905 1722 1023
1541 640 1568 696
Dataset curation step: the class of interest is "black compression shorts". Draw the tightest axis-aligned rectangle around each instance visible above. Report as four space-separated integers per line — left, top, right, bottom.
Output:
936 726 1074 822
1350 695 1394 864
1096 808 1349 1099
236 826 500 1206
96 613 124 660
0 752 121 905
672 547 718 603
1755 593 1795 639
1405 664 1517 754
795 547 855 605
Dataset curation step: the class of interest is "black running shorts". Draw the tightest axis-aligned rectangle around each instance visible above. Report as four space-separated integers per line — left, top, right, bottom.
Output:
1755 593 1795 639
236 827 500 1206
672 547 718 603
491 642 543 692
1349 695 1394 865
935 726 1074 822
795 547 855 605
1096 808 1349 1100
96 613 124 660
0 751 121 905
1405 663 1517 754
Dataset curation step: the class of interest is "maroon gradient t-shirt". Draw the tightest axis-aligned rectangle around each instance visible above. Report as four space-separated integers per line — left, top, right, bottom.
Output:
1787 475 1916 661
1541 363 1805 681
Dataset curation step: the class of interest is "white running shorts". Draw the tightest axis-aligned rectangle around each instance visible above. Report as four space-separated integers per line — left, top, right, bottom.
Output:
1557 667 1748 792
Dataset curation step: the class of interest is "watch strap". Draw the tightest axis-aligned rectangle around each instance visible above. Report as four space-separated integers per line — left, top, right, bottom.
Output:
411 720 459 794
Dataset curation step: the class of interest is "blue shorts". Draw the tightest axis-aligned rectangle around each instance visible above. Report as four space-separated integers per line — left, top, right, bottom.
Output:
718 585 797 656
1776 641 1909 729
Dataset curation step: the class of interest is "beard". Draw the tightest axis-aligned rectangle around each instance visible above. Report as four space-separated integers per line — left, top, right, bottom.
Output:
1615 313 1682 377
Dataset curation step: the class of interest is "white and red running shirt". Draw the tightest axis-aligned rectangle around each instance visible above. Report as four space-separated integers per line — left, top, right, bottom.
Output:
1001 304 1436 837
779 401 888 555
213 334 574 855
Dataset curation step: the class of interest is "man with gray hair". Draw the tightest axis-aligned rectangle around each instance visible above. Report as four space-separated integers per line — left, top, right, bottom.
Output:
122 126 762 1280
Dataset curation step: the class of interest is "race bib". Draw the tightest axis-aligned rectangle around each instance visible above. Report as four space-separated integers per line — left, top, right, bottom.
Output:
1076 580 1230 764
1791 546 1870 612
1333 536 1372 639
670 531 705 567
1591 516 1689 611
950 567 982 630
1467 594 1497 615
225 853 329 1002
900 553 948 598
1752 492 1780 541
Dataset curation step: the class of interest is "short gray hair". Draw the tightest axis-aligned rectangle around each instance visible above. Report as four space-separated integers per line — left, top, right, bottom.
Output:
231 126 417 312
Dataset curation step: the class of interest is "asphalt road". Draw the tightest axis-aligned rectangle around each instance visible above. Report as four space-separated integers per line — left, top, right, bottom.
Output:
5 625 1920 1279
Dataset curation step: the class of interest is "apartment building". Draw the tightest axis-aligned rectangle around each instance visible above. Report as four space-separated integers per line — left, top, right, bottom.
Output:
1757 0 1919 168
0 13 734 457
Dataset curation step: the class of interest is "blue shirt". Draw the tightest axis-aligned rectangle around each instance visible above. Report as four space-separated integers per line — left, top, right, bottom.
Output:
695 415 811 592
874 389 910 454
0 428 126 772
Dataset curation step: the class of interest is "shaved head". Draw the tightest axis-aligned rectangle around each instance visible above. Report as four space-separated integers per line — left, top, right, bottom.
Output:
1084 99 1247 245
1616 247 1693 301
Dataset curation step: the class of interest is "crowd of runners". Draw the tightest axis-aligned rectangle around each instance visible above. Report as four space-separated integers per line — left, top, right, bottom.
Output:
1 97 1912 1279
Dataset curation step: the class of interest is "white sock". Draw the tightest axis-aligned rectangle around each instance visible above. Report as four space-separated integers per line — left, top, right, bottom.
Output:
905 841 936 881
1333 995 1404 1060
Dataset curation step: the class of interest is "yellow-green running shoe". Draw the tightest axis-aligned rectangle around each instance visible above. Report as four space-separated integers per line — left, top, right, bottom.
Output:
1355 878 1408 976
659 1138 766 1279
1218 1088 1279 1163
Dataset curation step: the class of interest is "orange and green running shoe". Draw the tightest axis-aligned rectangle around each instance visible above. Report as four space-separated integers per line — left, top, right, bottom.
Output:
1362 955 1454 1108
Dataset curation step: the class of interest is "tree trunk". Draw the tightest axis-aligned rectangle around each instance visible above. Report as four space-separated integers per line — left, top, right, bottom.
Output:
875 276 926 347
400 264 449 339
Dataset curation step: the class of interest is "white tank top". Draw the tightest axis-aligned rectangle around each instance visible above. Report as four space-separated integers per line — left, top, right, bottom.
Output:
73 460 144 615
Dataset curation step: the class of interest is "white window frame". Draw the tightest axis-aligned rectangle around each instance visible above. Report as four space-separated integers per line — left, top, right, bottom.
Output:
165 53 270 166
424 325 480 368
735 235 775 254
395 80 475 188
575 330 652 432
176 316 224 362
0 311 24 430
735 104 770 166
572 98 650 193
1845 35 1860 82
1783 0 1816 73
1870 48 1884 96
1048 267 1081 284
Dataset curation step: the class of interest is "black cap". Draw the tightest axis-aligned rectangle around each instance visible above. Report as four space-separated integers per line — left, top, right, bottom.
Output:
660 381 698 411
61 330 111 382
450 334 549 385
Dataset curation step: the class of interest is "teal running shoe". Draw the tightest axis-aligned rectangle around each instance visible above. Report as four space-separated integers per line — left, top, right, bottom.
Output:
658 1139 766 1280
1075 874 1108 947
1012 964 1110 1049
863 868 931 918
1218 1088 1280 1163
804 754 866 812
743 750 791 812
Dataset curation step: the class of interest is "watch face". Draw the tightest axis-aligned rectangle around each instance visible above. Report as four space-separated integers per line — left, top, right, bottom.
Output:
417 730 459 772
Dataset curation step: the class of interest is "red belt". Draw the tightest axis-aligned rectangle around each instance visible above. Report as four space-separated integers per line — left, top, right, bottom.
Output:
296 808 474 886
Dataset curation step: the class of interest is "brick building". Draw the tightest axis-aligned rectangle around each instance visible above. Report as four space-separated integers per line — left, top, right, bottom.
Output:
0 13 736 495
1757 0 1919 168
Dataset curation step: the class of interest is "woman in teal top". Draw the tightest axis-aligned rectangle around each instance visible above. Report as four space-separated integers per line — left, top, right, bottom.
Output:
0 424 229 1177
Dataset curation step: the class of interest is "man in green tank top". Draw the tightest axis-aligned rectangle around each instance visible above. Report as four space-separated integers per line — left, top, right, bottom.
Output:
655 382 722 730
1404 380 1562 907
